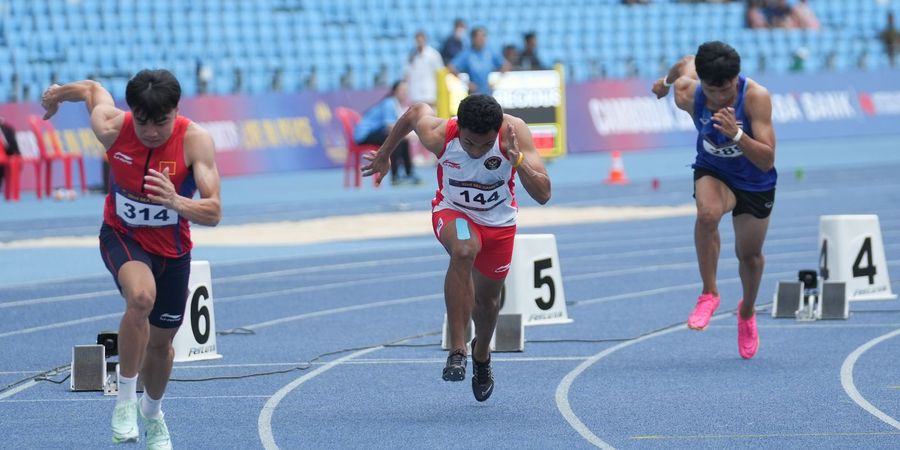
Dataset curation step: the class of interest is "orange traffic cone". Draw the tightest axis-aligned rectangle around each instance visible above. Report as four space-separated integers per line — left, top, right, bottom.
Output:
604 150 629 185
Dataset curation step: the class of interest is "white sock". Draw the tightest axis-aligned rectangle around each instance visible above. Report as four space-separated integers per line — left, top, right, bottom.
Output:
140 393 163 419
117 374 137 403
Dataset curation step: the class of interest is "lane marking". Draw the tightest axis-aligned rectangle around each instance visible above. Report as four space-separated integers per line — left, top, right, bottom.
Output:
242 294 443 330
258 347 382 450
631 431 900 440
555 313 734 450
840 327 900 430
0 394 272 403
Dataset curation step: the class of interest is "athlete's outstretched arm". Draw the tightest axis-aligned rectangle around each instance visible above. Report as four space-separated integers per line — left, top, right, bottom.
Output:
714 83 776 172
651 55 698 114
143 124 222 226
504 117 551 205
40 80 124 149
361 102 445 186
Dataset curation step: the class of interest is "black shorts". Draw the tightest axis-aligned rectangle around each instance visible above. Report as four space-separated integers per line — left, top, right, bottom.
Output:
693 168 775 219
99 223 192 329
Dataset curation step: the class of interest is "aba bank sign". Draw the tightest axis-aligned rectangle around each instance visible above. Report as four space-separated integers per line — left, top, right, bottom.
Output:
586 88 900 137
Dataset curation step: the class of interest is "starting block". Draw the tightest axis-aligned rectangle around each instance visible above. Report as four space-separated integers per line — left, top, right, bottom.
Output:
441 313 524 352
772 270 848 320
70 345 106 391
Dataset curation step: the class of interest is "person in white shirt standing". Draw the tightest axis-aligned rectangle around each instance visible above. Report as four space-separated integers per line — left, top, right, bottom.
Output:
405 31 444 107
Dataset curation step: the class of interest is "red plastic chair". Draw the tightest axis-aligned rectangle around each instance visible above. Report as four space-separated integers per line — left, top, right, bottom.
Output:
29 115 86 197
0 141 22 201
334 107 379 188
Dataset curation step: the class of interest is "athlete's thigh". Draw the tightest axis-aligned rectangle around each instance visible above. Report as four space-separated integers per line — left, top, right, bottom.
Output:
147 323 180 347
732 213 770 255
150 253 192 329
695 175 737 215
472 224 515 279
432 209 482 255
99 224 156 299
472 268 505 302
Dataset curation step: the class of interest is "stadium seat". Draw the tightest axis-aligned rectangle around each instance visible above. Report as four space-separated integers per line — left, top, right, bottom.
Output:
334 107 379 188
28 115 86 198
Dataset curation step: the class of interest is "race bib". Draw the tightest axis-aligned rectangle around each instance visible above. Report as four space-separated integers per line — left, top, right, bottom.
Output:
115 192 178 227
702 139 744 158
447 179 507 212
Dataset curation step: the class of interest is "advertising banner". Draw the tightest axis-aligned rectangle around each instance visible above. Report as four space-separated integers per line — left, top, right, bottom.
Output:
565 69 900 154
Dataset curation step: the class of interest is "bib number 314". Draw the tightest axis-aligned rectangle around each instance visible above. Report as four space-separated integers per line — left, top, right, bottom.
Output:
116 192 178 227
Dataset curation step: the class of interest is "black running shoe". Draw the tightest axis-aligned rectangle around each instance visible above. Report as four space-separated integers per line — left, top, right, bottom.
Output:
470 339 494 402
442 349 466 381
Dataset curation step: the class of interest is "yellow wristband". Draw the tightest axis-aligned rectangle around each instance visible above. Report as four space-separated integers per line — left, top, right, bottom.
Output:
513 152 525 168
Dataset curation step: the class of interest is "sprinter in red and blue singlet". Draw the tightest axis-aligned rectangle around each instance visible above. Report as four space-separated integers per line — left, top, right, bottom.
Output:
41 69 221 448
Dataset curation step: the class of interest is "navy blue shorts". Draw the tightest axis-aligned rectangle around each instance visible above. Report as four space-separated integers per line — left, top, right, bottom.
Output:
693 168 775 219
99 223 191 329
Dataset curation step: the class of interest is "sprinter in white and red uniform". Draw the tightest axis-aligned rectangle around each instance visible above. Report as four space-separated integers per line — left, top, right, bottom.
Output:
41 70 221 449
361 95 551 402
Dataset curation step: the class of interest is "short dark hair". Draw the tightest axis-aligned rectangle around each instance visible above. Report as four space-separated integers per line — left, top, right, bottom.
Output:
125 69 181 122
457 95 503 134
524 32 536 42
695 41 741 87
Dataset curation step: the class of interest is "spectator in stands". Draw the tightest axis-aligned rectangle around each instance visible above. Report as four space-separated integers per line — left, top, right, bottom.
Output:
517 32 545 71
448 27 510 95
353 80 419 185
790 0 819 30
405 31 444 106
765 0 795 29
440 19 467 64
746 0 768 29
881 12 900 67
503 45 520 70
0 117 20 190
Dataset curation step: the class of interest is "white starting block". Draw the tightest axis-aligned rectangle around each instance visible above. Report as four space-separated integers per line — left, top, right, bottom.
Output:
441 234 571 352
819 215 896 302
173 261 222 362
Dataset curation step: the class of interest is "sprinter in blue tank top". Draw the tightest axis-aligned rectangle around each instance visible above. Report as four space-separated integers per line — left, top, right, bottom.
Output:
652 41 776 360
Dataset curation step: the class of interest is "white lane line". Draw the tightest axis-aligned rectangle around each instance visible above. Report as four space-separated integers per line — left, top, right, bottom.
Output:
214 254 444 284
0 313 120 339
242 294 443 330
216 271 444 304
555 312 734 450
572 271 795 307
258 347 382 450
840 327 900 430
0 380 39 401
0 394 272 403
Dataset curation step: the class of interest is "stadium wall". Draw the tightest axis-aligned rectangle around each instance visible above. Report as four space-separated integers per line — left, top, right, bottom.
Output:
2 69 898 191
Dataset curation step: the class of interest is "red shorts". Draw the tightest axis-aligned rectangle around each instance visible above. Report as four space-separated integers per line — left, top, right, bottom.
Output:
431 209 516 279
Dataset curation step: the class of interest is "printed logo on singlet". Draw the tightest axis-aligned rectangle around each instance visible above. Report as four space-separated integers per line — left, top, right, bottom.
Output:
159 161 176 175
483 156 502 170
113 152 133 165
442 160 461 170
